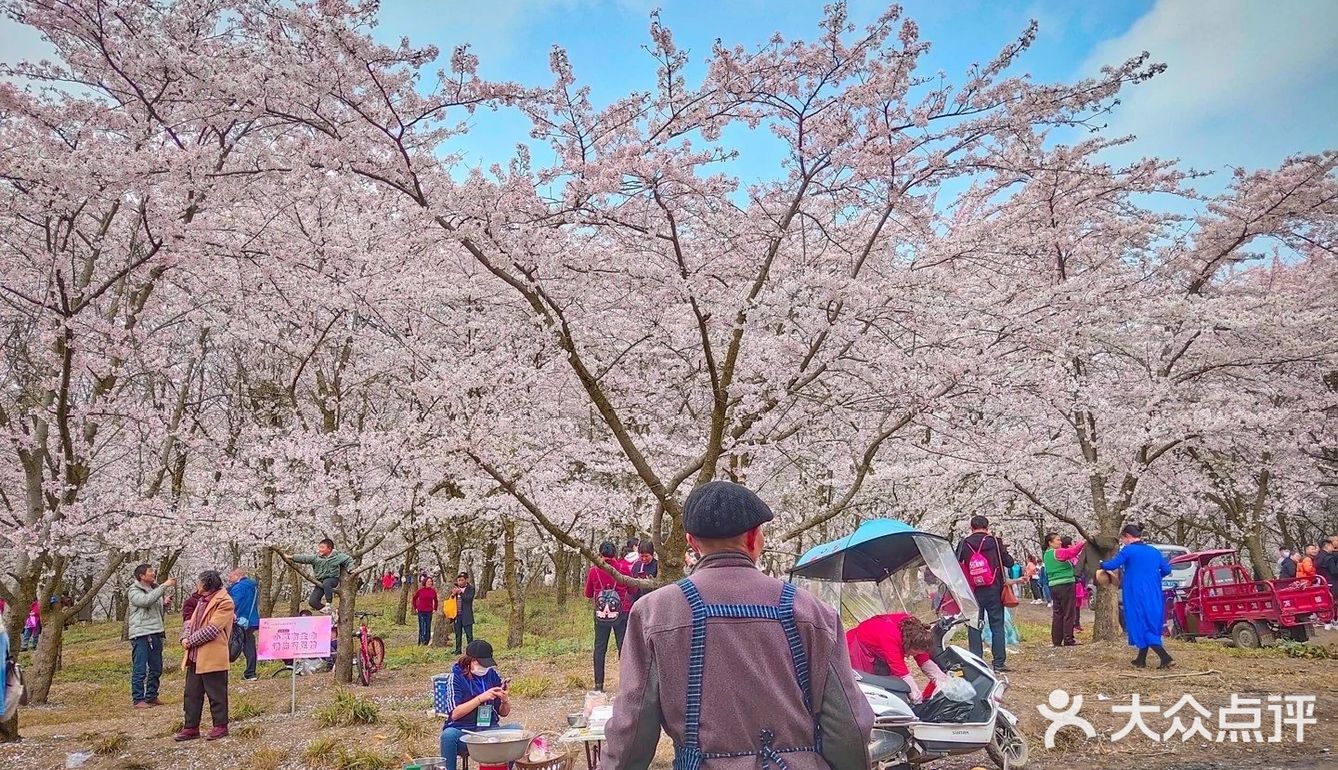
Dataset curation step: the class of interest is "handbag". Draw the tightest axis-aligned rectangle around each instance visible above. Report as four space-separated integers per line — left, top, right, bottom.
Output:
441 595 457 620
228 622 245 662
996 539 1019 608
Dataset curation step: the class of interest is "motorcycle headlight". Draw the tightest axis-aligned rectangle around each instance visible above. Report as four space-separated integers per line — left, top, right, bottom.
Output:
991 680 1009 703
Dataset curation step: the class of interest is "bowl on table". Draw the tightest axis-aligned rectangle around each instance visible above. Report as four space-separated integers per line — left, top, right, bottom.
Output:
460 730 534 764
566 713 587 728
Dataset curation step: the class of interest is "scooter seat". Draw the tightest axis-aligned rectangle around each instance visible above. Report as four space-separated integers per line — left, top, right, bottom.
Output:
855 671 911 695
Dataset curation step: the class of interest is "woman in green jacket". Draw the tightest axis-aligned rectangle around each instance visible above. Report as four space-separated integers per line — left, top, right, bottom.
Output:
1044 532 1086 647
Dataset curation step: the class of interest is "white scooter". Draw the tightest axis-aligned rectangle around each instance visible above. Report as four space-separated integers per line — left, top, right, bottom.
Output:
791 519 1030 770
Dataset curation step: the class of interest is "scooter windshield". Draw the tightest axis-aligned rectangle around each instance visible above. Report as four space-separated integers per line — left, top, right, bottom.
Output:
793 534 980 630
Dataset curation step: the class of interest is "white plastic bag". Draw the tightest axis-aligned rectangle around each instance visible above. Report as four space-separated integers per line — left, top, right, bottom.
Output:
937 675 975 702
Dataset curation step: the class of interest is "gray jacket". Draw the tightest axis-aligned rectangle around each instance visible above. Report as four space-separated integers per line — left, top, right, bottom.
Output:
127 581 169 639
602 551 875 770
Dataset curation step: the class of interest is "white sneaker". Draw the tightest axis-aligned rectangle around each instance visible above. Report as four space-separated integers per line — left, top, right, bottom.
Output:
318 605 333 615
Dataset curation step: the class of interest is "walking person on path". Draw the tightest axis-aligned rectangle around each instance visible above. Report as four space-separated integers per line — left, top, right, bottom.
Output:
226 568 261 681
954 516 1015 671
450 573 476 654
1100 523 1174 669
1043 532 1086 646
585 541 632 692
285 538 355 613
127 564 176 708
602 481 874 770
175 571 234 742
414 577 439 646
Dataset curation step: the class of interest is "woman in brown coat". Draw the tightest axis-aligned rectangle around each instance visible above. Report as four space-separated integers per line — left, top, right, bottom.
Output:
175 570 234 741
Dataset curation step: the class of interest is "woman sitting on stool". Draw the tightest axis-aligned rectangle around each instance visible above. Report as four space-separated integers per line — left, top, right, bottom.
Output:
439 640 521 769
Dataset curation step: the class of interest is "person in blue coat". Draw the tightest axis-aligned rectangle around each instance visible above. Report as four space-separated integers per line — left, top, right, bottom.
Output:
1100 523 1173 669
227 568 262 681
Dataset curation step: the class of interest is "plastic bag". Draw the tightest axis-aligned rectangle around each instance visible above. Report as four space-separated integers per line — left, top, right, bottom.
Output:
913 693 976 723
938 675 976 702
582 690 608 721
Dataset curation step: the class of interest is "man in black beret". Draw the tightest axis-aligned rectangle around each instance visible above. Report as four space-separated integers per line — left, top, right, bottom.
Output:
602 480 874 770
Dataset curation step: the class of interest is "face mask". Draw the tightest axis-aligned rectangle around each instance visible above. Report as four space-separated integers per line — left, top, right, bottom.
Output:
471 663 491 677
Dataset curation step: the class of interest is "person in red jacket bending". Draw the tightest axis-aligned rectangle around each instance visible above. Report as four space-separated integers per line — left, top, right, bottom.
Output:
585 542 632 692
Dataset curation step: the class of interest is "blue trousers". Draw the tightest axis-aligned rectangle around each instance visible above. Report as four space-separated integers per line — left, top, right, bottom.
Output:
967 591 1007 667
130 633 164 703
440 723 523 770
417 611 433 645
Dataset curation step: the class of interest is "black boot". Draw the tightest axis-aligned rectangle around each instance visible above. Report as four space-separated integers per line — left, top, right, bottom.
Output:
1152 645 1173 669
1132 647 1148 669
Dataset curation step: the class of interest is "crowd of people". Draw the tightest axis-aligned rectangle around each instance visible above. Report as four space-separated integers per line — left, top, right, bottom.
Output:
1 491 1334 763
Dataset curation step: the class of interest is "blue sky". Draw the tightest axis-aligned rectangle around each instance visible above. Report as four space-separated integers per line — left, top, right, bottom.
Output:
3 0 1334 190
367 0 1337 191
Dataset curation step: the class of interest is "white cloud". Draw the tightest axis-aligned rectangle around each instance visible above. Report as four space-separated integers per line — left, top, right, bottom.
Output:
1080 0 1338 175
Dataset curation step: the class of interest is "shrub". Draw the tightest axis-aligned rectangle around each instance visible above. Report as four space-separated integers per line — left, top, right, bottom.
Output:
93 732 130 755
316 690 380 728
231 697 266 721
234 722 264 739
563 672 589 692
394 714 431 744
246 746 288 770
508 674 553 698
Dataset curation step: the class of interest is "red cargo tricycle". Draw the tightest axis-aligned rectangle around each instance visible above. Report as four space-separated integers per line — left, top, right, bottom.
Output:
1166 549 1333 648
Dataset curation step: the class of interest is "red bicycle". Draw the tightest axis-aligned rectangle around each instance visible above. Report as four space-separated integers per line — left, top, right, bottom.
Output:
352 611 387 686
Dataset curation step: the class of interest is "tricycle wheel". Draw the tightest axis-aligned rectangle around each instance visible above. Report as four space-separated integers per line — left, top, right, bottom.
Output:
1231 621 1261 649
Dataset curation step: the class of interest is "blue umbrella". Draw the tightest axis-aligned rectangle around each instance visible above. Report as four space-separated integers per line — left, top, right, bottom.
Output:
792 519 950 581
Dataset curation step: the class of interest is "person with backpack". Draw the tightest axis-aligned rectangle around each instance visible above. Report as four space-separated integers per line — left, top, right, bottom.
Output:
585 541 632 692
226 568 261 681
954 515 1015 672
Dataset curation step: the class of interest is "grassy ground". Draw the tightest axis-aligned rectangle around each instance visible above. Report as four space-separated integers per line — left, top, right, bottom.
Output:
1 592 1336 770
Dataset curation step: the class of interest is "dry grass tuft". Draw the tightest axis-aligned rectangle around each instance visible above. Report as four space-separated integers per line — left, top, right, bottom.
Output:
92 732 130 756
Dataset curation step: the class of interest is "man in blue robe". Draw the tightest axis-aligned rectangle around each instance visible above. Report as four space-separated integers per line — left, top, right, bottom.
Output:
1101 523 1173 669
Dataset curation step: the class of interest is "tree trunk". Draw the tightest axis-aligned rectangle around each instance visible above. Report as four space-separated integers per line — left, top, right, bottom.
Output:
333 566 356 684
395 546 416 626
25 614 66 705
258 550 277 617
288 567 303 616
553 550 570 607
113 586 128 623
503 519 524 649
478 540 498 601
1089 531 1122 643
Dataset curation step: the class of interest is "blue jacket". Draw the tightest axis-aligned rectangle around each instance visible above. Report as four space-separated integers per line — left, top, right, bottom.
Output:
440 662 503 729
227 576 261 629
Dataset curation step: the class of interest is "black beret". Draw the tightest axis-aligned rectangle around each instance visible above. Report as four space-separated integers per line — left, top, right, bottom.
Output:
682 481 774 539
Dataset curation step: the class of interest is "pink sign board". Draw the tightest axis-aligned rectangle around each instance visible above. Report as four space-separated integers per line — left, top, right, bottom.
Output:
256 615 332 660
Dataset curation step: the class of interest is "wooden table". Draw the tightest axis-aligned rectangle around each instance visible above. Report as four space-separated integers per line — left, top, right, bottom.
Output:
557 727 606 770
